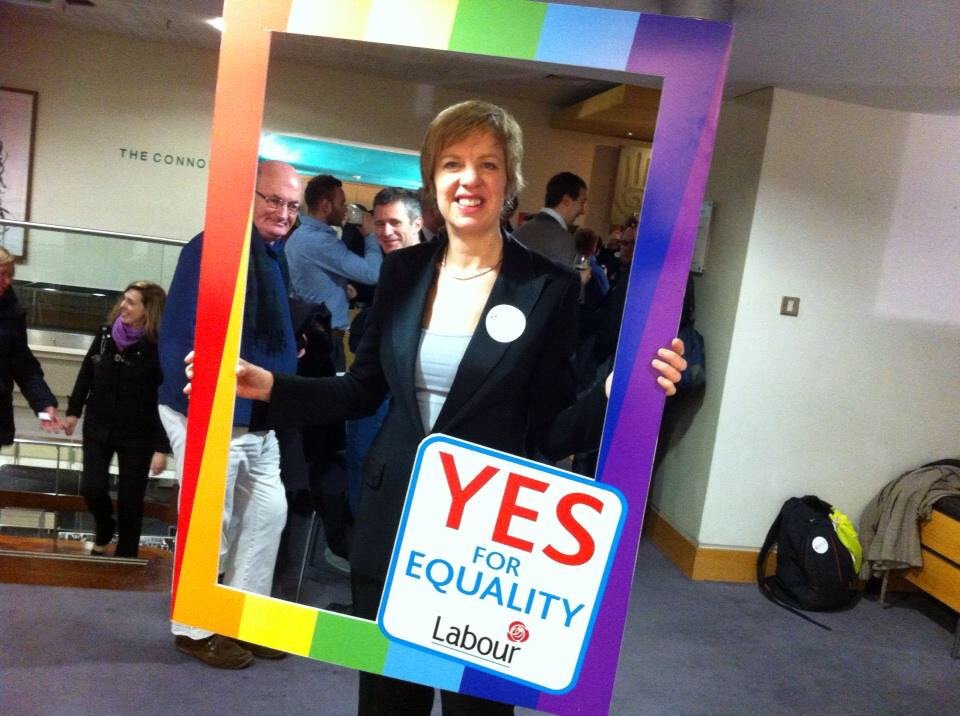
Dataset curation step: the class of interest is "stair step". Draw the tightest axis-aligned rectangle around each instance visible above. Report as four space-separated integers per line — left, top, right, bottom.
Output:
0 535 173 591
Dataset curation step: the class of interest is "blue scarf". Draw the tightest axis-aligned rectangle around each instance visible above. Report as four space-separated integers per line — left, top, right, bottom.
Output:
244 232 289 354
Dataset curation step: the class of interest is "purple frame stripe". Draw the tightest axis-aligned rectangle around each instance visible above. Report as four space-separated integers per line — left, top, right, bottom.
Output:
536 13 732 715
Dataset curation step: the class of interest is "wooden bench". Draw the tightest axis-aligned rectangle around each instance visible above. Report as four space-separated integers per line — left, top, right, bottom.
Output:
903 497 960 658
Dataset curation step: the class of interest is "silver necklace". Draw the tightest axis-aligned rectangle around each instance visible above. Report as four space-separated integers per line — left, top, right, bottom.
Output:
441 248 503 281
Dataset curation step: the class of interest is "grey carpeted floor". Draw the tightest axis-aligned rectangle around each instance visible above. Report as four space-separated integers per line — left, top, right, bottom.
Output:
1 539 957 715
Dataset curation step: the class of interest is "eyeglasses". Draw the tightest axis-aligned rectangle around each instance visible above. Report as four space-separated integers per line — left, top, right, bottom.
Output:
255 190 300 214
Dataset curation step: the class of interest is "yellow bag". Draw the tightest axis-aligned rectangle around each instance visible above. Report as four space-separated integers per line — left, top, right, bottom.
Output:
830 507 862 574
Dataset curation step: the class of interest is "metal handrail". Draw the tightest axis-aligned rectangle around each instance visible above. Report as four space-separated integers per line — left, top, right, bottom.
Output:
0 218 186 247
9 436 83 495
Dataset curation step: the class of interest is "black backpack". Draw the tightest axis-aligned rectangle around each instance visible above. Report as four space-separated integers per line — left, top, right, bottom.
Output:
757 496 855 630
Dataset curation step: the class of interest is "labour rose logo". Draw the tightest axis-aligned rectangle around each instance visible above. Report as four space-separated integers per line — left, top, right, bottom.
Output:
507 621 530 643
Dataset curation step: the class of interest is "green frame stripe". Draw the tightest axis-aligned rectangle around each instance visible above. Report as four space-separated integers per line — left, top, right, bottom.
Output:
310 612 390 672
449 0 547 59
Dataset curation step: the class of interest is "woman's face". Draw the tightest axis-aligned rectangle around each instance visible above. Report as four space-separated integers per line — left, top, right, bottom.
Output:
433 130 507 241
0 262 14 298
119 289 146 327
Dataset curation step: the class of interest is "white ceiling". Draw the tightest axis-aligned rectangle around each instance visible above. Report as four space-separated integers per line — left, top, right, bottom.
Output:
2 0 958 114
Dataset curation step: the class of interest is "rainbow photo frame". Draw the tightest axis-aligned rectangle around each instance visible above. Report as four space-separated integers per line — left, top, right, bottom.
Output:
173 2 732 713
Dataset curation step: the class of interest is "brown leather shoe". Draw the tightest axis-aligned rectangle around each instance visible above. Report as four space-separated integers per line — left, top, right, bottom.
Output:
236 639 287 660
175 635 254 669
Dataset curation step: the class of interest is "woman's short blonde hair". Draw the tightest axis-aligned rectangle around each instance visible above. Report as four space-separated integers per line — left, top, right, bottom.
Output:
419 100 525 206
108 280 167 343
0 247 15 269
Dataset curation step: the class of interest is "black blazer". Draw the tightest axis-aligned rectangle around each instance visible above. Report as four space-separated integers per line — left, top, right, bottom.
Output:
269 236 607 580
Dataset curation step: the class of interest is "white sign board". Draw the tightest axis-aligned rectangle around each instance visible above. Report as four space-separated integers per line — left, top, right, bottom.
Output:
379 435 627 693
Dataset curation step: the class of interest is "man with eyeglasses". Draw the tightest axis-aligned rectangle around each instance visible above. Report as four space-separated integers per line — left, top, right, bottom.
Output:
158 160 300 669
284 174 382 372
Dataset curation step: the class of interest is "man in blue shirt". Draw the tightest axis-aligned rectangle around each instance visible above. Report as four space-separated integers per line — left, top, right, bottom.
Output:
284 174 381 371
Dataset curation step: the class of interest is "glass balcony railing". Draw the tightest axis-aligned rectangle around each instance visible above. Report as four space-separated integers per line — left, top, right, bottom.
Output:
1 218 185 337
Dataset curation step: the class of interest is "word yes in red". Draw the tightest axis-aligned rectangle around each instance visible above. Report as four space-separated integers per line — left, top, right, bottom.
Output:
439 451 603 567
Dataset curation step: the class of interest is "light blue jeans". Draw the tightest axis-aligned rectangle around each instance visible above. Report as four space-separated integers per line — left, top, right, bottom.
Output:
160 405 286 639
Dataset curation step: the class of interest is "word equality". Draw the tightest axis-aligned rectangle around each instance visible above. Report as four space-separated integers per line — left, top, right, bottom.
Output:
404 547 586 628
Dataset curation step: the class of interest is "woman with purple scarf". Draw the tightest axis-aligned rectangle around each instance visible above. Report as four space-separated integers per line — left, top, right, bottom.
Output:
64 281 170 557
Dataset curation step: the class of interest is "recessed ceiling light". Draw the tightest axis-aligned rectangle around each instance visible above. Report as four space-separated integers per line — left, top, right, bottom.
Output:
206 17 225 32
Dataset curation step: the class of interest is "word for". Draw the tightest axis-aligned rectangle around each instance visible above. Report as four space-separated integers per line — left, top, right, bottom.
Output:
440 451 605 567
118 148 207 169
472 545 521 576
404 549 586 628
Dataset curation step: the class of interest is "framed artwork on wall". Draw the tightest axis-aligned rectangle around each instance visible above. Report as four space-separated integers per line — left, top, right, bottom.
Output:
173 2 732 713
0 87 38 259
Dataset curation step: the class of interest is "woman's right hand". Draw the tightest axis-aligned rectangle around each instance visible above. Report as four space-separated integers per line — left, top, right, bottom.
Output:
236 358 274 401
183 352 274 402
62 415 78 436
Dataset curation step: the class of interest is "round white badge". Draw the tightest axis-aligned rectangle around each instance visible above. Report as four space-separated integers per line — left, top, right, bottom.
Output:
811 536 829 554
485 304 526 343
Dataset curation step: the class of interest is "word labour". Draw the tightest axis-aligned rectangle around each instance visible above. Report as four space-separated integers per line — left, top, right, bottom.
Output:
431 616 522 665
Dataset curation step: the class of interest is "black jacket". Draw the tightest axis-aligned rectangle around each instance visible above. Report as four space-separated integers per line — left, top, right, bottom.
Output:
67 324 170 452
268 236 607 580
0 289 57 446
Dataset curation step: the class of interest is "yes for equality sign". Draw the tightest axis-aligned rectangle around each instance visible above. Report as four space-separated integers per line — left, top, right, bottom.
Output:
379 435 626 693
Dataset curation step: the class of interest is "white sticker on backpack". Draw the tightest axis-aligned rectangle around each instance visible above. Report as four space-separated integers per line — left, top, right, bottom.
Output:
811 536 829 554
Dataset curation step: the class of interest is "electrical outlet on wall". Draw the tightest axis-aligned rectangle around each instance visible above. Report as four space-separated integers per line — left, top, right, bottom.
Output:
780 296 800 316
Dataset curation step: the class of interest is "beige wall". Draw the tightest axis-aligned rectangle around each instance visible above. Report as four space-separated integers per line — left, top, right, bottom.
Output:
1 19 646 290
653 88 960 549
1 21 217 288
650 88 774 542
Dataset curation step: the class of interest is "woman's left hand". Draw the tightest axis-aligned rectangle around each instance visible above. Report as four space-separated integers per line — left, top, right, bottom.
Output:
604 337 687 398
150 452 167 476
652 337 686 396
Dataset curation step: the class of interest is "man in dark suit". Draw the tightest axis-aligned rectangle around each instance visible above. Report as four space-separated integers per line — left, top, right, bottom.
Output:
513 171 587 266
